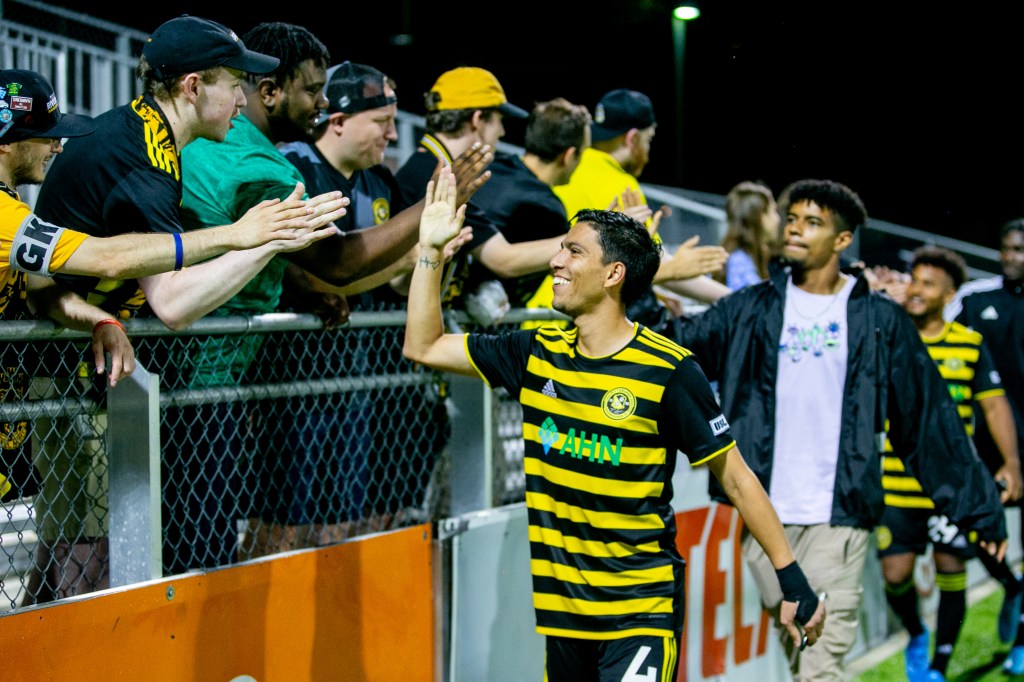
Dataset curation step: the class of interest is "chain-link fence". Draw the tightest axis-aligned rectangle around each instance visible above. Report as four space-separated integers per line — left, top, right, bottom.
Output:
0 306 560 613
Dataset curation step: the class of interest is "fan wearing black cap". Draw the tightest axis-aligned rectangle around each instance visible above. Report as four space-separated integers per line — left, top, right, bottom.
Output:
167 23 492 574
22 16 348 601
0 67 342 509
255 61 459 551
549 88 730 333
35 15 347 331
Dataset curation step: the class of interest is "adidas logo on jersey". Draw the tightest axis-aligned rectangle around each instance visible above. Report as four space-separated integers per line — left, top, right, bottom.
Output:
542 379 558 399
981 306 999 320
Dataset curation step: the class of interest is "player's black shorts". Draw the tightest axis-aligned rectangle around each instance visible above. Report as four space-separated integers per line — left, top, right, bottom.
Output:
876 506 976 559
544 634 680 682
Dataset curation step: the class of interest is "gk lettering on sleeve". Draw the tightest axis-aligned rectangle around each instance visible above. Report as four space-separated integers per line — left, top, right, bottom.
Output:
11 214 66 276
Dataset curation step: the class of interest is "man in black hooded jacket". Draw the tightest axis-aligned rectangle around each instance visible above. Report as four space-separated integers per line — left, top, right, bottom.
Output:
676 178 1006 681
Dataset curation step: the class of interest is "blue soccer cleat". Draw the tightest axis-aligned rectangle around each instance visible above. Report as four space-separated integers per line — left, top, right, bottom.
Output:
923 670 945 682
905 628 930 682
1005 645 1024 675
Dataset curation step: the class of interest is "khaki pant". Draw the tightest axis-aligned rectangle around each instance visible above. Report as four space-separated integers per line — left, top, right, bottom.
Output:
743 523 869 681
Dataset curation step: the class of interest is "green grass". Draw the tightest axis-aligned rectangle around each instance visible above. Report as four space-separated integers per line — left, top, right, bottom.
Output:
852 589 1023 681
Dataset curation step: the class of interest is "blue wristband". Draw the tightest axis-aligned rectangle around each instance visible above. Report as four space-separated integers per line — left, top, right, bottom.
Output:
173 232 183 271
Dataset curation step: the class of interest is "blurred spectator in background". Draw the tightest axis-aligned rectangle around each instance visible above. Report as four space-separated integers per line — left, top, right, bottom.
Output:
549 87 729 334
717 180 780 291
469 96 591 309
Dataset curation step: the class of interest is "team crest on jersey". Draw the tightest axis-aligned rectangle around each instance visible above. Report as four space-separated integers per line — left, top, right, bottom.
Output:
372 198 391 224
943 357 965 372
876 525 893 551
602 387 636 421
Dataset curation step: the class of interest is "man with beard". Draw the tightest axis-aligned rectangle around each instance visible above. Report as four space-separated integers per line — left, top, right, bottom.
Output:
674 178 1008 680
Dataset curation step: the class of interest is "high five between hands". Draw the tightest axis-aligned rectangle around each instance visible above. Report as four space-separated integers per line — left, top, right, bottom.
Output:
231 181 349 252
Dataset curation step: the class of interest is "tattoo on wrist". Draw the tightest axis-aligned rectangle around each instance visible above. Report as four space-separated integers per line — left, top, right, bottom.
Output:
418 255 441 270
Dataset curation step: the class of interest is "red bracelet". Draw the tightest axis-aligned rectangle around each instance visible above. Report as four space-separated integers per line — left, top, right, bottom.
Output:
92 318 127 336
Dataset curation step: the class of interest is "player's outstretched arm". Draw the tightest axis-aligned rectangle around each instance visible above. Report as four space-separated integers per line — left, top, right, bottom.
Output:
706 447 826 648
402 168 476 376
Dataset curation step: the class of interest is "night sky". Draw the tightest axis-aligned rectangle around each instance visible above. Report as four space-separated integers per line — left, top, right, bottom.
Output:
45 0 1024 249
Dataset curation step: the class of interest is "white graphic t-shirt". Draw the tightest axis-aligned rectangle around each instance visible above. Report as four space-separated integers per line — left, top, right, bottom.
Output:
770 274 855 524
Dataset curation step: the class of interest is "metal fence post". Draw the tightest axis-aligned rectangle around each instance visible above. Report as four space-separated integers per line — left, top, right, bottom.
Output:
446 373 493 515
106 364 162 586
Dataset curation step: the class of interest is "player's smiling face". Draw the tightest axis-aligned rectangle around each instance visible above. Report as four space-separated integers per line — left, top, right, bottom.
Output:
549 221 609 317
904 263 953 320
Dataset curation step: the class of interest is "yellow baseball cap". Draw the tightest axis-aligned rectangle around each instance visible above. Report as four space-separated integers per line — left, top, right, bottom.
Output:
426 67 527 118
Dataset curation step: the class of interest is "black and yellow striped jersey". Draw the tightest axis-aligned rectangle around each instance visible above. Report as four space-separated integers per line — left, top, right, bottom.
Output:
882 321 1003 509
467 323 735 640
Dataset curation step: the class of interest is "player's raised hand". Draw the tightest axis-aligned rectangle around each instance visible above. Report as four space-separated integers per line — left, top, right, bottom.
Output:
421 167 467 251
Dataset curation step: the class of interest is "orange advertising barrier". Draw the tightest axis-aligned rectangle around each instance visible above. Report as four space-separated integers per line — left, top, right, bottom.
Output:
1 525 434 682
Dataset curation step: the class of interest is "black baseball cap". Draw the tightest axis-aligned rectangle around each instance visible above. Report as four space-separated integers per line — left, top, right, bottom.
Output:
591 89 656 142
0 69 95 143
317 62 397 125
143 15 280 80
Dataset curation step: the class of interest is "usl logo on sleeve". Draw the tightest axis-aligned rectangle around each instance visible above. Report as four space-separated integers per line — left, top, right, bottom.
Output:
709 414 729 436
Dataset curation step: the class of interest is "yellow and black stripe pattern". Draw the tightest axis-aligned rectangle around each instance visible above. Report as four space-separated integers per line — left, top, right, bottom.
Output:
882 322 1004 508
471 324 734 640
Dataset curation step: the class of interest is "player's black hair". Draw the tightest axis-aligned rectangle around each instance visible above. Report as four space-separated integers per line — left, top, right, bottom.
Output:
240 22 329 85
571 209 662 308
911 245 968 290
779 179 867 235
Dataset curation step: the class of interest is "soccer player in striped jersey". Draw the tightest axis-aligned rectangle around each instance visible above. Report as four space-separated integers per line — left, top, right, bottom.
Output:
403 169 825 681
878 245 1023 682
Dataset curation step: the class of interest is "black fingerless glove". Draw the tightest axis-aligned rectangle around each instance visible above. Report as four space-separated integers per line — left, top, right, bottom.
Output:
776 561 818 625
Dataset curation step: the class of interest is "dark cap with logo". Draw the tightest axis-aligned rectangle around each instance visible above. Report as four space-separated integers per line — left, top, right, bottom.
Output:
591 89 656 142
143 15 280 80
319 62 397 123
0 69 95 143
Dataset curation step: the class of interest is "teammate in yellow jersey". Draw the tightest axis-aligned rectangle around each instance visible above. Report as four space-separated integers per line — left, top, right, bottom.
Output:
877 245 1023 682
